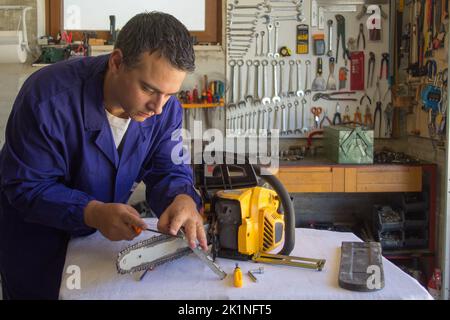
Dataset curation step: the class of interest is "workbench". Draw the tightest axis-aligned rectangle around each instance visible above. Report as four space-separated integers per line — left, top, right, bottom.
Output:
59 218 432 300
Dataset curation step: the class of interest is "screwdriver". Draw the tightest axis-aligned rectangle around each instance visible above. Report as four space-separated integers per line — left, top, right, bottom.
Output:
132 226 183 239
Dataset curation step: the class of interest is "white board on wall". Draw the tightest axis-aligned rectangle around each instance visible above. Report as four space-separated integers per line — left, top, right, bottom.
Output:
63 0 205 31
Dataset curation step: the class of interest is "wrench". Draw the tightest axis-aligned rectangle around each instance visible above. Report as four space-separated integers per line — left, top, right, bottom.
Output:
253 60 261 105
228 20 258 26
261 14 303 24
294 100 302 134
255 33 259 56
304 60 311 92
237 60 246 108
265 5 303 13
327 20 333 57
274 21 280 58
272 106 279 133
267 107 274 133
245 60 253 103
228 60 237 107
226 27 256 32
301 97 308 133
296 60 304 97
261 60 271 105
228 4 264 11
280 104 287 135
271 60 281 103
288 60 296 97
279 60 285 97
266 23 274 57
286 103 293 135
260 31 266 56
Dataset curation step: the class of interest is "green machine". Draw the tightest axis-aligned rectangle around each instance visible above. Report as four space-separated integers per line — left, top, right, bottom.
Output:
324 125 374 164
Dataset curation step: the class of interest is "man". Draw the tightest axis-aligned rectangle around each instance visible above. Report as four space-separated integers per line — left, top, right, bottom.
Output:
0 12 206 299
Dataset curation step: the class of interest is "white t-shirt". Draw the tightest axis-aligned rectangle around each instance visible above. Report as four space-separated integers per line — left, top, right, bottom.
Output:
105 108 131 149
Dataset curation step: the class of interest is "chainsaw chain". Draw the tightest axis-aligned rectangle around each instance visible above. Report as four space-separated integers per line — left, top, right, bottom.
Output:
116 234 191 274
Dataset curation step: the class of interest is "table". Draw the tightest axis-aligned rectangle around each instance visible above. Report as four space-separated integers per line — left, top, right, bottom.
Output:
60 219 433 300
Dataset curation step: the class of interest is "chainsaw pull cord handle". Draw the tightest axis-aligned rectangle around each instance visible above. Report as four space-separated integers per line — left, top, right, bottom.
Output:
253 165 295 256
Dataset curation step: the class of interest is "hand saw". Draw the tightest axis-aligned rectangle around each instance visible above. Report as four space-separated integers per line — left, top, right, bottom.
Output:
116 228 227 280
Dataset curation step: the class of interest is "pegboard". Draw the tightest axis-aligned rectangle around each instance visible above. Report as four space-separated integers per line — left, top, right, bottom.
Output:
225 0 393 139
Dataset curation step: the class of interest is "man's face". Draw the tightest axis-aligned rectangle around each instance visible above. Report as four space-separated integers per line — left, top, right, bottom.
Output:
109 50 186 122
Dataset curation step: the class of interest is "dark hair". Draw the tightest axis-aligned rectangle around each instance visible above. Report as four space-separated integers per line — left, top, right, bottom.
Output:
114 11 195 72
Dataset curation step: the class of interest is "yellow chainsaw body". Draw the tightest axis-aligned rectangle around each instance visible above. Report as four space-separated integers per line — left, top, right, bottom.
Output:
215 186 285 256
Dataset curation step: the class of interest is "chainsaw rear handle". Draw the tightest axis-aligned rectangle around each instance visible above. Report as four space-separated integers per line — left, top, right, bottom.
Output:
253 165 295 256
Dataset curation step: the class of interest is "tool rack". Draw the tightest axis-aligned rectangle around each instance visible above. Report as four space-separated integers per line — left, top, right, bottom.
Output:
225 0 393 139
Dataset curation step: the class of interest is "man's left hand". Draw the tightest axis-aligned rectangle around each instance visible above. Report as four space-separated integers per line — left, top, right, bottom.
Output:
157 194 207 251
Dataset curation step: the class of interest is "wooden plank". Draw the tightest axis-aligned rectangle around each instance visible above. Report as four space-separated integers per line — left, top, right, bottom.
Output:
345 168 357 192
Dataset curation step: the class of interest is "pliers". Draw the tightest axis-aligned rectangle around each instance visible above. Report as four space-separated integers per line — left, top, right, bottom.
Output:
353 106 362 124
360 93 372 106
368 52 376 88
335 14 347 64
357 23 366 50
373 101 383 137
333 103 342 125
312 91 357 102
380 53 390 80
320 110 333 128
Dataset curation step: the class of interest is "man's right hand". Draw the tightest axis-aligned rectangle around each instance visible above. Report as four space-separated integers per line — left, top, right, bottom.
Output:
83 200 148 241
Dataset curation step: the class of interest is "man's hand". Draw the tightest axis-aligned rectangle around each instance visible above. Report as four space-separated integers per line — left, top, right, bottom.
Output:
157 194 207 251
84 200 148 241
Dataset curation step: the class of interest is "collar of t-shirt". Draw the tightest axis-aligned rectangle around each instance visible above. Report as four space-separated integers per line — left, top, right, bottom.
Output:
104 108 131 149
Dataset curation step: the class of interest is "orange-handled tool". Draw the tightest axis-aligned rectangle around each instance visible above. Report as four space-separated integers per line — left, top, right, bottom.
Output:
234 264 243 288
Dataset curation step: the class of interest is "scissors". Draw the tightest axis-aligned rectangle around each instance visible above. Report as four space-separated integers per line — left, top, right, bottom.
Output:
311 107 323 128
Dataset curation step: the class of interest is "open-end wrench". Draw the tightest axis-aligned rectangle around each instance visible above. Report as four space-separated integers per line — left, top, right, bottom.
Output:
228 60 237 107
264 5 302 13
257 109 262 133
245 60 253 103
226 27 256 32
261 109 268 134
279 60 285 97
288 60 296 97
260 31 266 56
261 14 303 24
271 60 281 103
261 60 271 105
266 23 274 58
272 105 279 133
300 97 308 133
296 60 304 97
294 100 302 134
273 21 280 58
286 103 293 135
228 20 258 26
267 107 273 133
253 60 261 105
304 60 311 92
228 4 264 11
237 60 246 108
280 104 287 135
327 20 333 57
228 13 259 18
255 33 259 56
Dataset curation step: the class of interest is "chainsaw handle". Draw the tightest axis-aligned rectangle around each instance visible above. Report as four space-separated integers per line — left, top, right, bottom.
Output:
254 165 295 256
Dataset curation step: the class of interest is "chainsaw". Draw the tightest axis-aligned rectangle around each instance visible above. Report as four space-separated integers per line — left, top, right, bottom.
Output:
116 153 326 278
